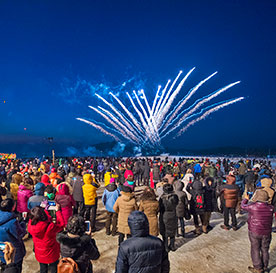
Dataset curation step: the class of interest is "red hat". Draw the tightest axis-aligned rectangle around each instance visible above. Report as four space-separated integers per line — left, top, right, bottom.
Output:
41 174 50 185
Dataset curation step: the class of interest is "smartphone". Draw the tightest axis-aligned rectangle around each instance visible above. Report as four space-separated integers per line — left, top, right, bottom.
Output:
247 191 253 199
22 212 27 220
48 201 56 206
85 221 90 232
0 242 5 251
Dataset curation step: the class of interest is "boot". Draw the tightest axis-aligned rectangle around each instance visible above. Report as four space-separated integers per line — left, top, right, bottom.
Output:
248 266 263 273
169 237 177 252
202 225 208 234
164 237 170 252
194 226 201 235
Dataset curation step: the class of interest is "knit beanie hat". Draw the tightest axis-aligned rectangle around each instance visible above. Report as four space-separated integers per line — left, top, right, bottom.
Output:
252 190 269 203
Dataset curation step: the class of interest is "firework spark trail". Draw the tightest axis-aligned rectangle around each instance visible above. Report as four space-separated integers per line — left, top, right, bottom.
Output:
126 92 155 144
133 91 158 143
156 67 196 127
89 106 137 143
95 93 139 137
76 118 121 142
161 71 218 130
154 79 171 117
109 92 145 135
156 70 184 122
160 81 241 135
151 85 161 116
97 106 143 143
78 68 243 147
175 97 245 138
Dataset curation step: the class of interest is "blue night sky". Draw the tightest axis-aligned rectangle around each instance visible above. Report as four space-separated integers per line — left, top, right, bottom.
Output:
0 0 275 156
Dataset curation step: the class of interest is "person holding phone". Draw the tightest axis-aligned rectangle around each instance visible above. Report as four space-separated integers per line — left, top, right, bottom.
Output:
56 215 100 273
0 199 26 273
28 205 65 273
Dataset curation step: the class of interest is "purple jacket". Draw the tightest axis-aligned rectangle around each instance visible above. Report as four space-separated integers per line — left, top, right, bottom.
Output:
241 199 274 236
17 185 33 213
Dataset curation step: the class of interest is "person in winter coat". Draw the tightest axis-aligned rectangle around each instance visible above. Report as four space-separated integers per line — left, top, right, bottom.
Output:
174 181 189 237
186 179 205 235
258 177 275 204
113 185 138 245
241 190 274 273
9 174 22 201
142 161 150 186
152 164 161 188
115 211 170 273
139 187 159 236
82 174 100 232
102 178 120 235
56 215 100 273
49 168 62 188
27 183 47 210
203 177 218 233
28 206 65 273
159 184 179 252
0 199 26 272
55 182 75 225
244 168 257 194
17 177 33 215
220 175 239 231
72 168 84 216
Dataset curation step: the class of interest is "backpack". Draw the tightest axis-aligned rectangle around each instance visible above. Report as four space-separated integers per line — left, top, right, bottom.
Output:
57 257 80 273
195 193 204 209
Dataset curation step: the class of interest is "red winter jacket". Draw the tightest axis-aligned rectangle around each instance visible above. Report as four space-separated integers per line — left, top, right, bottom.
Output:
241 199 274 236
28 210 65 264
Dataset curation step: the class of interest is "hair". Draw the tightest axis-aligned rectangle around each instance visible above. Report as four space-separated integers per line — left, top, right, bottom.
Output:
186 169 192 174
45 184 55 194
12 174 22 185
23 177 34 186
0 198 14 212
29 207 48 225
140 187 157 201
66 215 86 235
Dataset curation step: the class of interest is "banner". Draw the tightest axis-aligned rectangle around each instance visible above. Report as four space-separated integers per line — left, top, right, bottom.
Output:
0 153 17 160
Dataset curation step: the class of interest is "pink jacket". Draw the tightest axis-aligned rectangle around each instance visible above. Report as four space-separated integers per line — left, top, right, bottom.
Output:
17 184 33 213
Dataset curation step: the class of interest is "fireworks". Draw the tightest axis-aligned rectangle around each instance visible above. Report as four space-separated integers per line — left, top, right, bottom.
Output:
77 68 244 148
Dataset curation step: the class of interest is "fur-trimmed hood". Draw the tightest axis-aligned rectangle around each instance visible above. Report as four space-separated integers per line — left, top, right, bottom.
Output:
56 182 73 195
140 190 156 201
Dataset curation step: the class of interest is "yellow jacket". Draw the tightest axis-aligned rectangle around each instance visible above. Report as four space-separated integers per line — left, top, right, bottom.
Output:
82 174 100 206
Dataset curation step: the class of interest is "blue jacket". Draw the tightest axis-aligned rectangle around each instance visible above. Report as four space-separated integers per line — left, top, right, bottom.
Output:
0 211 26 264
102 184 120 213
27 182 47 209
193 163 202 174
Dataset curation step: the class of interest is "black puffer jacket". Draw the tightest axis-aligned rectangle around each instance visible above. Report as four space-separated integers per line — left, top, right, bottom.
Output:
159 184 179 237
72 175 84 202
204 178 218 212
174 181 189 218
115 211 169 273
187 179 205 215
56 232 100 273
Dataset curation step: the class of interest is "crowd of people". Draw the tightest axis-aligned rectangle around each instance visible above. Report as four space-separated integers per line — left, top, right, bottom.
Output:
0 156 275 273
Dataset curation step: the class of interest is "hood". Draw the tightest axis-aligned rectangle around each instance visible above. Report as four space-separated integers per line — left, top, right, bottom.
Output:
174 181 184 191
19 184 32 191
193 180 204 191
0 211 15 225
128 211 149 237
140 190 156 201
205 177 215 189
57 232 91 248
57 182 71 195
106 183 117 192
163 183 174 194
226 175 236 185
261 178 272 188
83 174 92 185
29 220 50 238
41 174 50 185
34 182 45 196
121 191 134 201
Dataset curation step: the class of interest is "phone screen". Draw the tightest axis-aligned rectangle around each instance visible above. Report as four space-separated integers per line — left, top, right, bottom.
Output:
0 243 5 251
85 221 90 232
48 201 56 206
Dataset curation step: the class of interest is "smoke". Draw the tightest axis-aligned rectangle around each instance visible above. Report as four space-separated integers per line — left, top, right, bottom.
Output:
108 142 126 156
